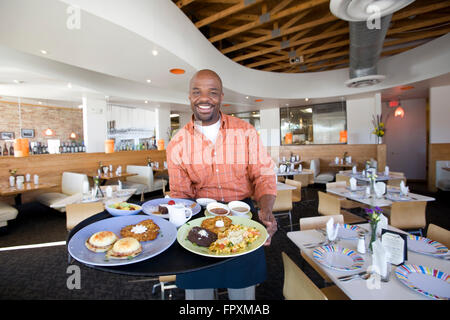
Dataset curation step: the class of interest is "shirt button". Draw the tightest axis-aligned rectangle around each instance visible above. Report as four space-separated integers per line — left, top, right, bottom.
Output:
218 186 222 189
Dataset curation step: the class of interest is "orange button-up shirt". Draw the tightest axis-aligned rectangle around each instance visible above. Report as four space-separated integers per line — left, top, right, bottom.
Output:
167 113 276 202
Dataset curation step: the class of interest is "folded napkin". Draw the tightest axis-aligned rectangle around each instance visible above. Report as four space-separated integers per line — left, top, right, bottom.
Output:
371 239 388 278
400 181 409 196
298 164 302 172
384 166 389 176
374 182 386 198
352 166 357 174
376 213 388 237
326 217 339 242
335 157 339 164
349 177 357 191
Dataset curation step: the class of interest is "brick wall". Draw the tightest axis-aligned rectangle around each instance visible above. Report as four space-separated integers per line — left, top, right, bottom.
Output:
0 101 83 145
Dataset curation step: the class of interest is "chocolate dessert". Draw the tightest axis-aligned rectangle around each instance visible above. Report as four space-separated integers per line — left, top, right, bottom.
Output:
187 227 218 247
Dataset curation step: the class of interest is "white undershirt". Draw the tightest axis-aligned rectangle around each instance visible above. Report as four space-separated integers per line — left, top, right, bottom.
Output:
196 117 221 144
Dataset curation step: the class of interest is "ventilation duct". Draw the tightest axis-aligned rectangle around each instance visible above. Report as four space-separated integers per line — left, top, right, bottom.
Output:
330 0 416 88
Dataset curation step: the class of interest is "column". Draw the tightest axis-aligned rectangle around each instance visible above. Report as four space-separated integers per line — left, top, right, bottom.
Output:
82 97 107 153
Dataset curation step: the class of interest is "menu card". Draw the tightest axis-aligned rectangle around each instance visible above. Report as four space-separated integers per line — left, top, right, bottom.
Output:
381 229 408 266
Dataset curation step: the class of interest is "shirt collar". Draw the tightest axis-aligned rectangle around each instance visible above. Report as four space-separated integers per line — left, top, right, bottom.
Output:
188 111 227 132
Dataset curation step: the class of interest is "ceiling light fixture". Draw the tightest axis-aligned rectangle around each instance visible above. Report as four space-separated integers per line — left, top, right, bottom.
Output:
170 68 185 74
40 49 48 54
146 79 152 83
144 100 148 104
170 114 180 118
67 82 72 88
305 98 309 101
152 49 158 56
70 132 77 139
394 106 405 118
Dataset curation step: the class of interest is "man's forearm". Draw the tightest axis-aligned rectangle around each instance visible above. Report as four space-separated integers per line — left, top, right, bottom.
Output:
258 194 276 216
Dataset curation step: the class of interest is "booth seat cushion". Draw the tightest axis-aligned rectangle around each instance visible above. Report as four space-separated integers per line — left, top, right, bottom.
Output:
437 179 450 191
0 201 19 227
315 173 335 184
122 182 147 195
36 192 81 212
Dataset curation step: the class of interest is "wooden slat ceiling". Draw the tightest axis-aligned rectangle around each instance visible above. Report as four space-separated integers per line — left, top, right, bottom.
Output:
173 0 450 73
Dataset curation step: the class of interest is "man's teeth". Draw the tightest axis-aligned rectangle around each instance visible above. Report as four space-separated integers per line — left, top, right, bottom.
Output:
198 105 212 110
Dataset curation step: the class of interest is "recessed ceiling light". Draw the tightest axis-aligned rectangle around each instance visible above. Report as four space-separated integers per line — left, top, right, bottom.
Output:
67 82 72 88
146 79 152 83
144 100 148 104
40 49 48 54
305 98 309 101
152 49 158 56
13 80 23 84
170 68 185 74
245 96 249 99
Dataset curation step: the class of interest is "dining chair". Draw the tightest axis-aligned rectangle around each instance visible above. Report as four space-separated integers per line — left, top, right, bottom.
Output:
299 214 344 231
123 165 167 201
426 223 450 248
387 171 406 187
318 191 366 225
389 201 427 236
326 182 365 210
36 172 88 212
285 179 301 202
152 275 177 300
298 215 344 285
294 170 314 203
282 252 349 300
272 189 293 231
65 202 105 231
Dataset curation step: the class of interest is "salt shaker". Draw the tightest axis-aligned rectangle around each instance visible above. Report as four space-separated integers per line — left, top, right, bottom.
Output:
357 232 366 254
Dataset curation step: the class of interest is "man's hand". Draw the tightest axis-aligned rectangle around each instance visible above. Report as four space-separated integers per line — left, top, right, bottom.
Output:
257 194 277 246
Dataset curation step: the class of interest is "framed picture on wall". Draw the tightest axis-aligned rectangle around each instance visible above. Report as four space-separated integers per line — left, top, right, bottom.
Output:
0 132 15 140
21 129 35 138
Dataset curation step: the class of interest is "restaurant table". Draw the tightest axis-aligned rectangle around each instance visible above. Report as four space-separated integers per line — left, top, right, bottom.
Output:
328 162 357 169
287 224 450 300
339 171 398 182
67 210 237 277
87 172 138 186
276 182 297 191
0 182 57 206
326 186 435 208
276 170 311 177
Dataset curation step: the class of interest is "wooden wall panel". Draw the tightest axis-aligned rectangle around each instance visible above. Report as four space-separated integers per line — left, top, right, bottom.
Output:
0 150 166 205
428 143 450 191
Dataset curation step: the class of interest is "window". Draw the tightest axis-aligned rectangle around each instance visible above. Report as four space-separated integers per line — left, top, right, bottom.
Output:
230 111 260 131
280 102 346 145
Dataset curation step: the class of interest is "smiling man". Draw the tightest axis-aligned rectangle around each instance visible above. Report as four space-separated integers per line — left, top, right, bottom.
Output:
166 69 277 300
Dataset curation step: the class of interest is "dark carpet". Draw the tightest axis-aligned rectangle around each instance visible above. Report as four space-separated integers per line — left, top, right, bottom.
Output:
0 183 448 300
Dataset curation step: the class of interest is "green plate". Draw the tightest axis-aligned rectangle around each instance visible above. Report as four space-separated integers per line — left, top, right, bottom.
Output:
177 216 268 258
204 209 252 219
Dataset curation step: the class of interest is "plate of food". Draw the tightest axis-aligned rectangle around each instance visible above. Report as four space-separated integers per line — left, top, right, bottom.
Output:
67 215 177 266
142 197 201 218
177 216 268 258
105 202 142 216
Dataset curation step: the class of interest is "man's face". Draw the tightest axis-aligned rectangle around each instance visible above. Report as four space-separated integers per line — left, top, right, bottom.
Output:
189 71 223 126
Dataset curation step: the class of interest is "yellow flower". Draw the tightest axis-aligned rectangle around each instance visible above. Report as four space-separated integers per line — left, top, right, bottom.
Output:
380 130 384 136
379 122 385 128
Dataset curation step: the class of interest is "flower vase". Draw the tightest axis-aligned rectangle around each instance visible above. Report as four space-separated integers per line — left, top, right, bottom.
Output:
369 221 378 252
370 179 376 196
377 136 383 144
